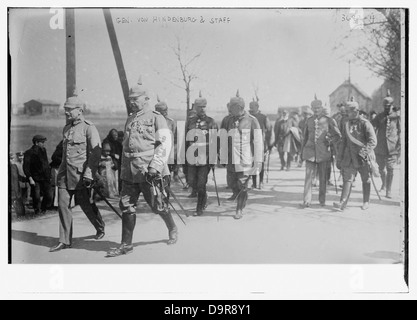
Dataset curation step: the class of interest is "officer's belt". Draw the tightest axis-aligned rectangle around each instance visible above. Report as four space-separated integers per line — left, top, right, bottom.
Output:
124 150 154 158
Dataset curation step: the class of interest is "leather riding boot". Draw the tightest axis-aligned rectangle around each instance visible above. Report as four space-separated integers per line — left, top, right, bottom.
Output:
380 171 386 192
362 182 371 210
386 172 394 199
237 190 248 212
121 213 136 246
160 212 178 245
195 192 207 216
188 190 198 198
333 181 352 211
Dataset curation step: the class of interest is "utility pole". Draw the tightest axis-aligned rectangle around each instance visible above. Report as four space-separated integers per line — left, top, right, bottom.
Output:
103 8 131 115
66 9 76 99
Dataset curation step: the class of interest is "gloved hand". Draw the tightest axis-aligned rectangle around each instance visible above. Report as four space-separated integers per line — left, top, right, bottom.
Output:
359 148 369 160
336 160 342 170
83 177 94 188
148 167 159 178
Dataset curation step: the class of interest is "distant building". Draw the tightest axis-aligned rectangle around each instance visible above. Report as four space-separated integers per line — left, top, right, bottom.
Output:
329 80 373 115
11 104 24 115
23 99 60 116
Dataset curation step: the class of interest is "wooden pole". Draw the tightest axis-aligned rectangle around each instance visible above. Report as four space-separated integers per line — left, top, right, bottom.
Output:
103 8 131 115
66 9 76 99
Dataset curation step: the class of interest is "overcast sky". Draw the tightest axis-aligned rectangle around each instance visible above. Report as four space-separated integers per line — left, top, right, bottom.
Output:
9 8 385 114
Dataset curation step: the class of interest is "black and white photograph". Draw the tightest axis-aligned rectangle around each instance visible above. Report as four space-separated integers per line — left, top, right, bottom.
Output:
3 1 413 299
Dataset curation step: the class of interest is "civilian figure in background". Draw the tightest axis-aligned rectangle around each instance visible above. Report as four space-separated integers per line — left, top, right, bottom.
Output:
155 96 180 183
50 140 64 208
186 91 219 216
23 135 53 215
334 99 378 211
300 96 341 208
274 109 300 171
95 142 119 200
222 91 263 220
10 153 25 217
15 152 30 206
249 97 274 190
103 128 123 165
372 92 401 199
106 79 176 258
50 95 106 253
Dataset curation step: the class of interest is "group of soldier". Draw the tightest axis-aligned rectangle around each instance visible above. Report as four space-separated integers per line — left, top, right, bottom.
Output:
42 78 400 259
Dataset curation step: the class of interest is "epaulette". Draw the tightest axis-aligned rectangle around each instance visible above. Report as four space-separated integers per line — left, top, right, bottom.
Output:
165 116 175 122
84 119 94 125
152 110 162 115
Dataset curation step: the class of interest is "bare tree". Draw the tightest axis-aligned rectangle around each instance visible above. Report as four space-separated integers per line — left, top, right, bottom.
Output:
334 9 402 84
170 36 202 113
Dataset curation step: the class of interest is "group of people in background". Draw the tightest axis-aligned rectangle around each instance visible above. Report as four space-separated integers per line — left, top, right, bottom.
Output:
9 128 125 218
9 78 401 259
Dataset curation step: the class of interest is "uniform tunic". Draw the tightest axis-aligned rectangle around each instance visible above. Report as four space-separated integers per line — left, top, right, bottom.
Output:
302 115 341 163
57 118 102 190
120 109 172 183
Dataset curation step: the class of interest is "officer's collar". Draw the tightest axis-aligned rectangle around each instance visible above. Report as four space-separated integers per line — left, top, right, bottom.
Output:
71 117 84 126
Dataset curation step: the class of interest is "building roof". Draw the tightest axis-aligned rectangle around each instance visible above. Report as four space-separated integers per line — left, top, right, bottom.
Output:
329 80 372 100
24 99 61 106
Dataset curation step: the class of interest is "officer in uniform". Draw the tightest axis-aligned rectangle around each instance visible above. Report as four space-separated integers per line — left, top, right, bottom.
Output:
106 80 176 258
221 103 234 190
372 93 401 199
222 91 263 220
333 102 349 129
155 96 179 183
186 92 218 216
50 95 106 253
334 100 378 211
249 98 273 189
300 96 341 208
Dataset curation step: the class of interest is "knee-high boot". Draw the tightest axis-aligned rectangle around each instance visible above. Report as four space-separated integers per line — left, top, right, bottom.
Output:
386 172 394 199
380 171 387 192
121 213 136 246
160 212 178 245
333 182 352 211
362 182 371 210
195 192 207 216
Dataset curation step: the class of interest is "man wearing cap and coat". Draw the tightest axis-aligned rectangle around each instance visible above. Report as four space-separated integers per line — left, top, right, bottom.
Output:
300 96 341 208
275 110 301 172
221 91 263 220
186 92 219 216
372 93 401 199
23 135 54 214
334 99 378 211
106 79 176 258
49 95 106 253
249 98 273 189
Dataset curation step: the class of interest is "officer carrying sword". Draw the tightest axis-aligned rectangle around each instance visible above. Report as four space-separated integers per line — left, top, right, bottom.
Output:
106 78 178 258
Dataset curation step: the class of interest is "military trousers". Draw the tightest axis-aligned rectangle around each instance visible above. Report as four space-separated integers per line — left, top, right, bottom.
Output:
187 165 210 194
303 161 329 205
58 187 105 245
